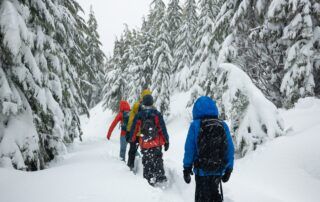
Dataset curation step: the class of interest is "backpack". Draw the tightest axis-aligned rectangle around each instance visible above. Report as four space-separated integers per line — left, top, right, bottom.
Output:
195 118 228 172
140 112 159 142
121 111 130 131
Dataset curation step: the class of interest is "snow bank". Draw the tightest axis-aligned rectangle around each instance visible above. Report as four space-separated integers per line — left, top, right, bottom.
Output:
226 97 320 202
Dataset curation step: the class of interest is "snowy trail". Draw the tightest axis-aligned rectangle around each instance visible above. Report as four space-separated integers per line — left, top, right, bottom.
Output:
1 96 320 202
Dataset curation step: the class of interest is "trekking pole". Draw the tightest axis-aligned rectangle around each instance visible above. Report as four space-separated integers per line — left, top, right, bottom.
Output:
220 179 224 201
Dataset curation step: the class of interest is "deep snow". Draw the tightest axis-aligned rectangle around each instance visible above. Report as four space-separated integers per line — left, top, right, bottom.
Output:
1 95 320 202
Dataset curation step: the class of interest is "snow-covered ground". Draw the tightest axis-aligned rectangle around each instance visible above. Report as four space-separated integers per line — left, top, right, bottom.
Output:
1 95 320 202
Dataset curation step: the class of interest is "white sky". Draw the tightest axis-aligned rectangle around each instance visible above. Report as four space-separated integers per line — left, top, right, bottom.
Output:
76 0 170 55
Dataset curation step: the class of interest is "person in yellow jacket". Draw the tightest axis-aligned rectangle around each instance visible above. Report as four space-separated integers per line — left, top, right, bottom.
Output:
126 89 152 170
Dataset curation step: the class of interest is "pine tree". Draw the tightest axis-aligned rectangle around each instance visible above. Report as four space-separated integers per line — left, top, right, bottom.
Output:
58 0 89 114
139 18 155 90
227 0 285 107
280 0 320 107
188 0 220 105
150 0 172 116
0 0 90 170
174 0 198 91
103 37 128 112
226 0 320 107
167 0 182 72
127 29 145 103
83 6 106 108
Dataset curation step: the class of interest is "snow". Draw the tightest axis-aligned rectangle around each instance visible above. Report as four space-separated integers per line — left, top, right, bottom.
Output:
267 0 287 18
227 97 320 202
0 0 29 57
0 102 39 170
1 97 320 201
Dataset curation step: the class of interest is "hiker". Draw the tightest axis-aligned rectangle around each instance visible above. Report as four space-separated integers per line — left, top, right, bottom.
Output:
128 94 169 186
106 100 131 161
126 89 152 170
183 96 234 202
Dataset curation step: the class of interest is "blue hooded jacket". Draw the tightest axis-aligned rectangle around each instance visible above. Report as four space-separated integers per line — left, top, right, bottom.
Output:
183 96 234 176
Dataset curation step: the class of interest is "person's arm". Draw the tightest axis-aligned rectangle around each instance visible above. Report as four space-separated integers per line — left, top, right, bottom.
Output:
158 112 169 143
106 112 122 140
223 122 235 171
183 121 197 169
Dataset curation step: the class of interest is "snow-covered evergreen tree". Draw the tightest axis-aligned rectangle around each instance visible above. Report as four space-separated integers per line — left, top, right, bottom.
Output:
139 18 155 90
188 0 220 105
0 0 91 170
83 6 106 108
280 0 320 107
103 37 128 112
226 0 286 107
167 0 182 72
150 0 172 116
126 29 145 104
173 0 198 91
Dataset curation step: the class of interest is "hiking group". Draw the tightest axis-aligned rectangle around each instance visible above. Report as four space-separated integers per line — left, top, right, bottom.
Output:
107 90 235 202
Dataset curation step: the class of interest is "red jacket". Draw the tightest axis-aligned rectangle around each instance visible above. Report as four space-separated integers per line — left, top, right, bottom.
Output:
107 101 130 139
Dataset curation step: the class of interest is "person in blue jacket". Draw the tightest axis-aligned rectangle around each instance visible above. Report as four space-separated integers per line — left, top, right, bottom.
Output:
183 96 234 202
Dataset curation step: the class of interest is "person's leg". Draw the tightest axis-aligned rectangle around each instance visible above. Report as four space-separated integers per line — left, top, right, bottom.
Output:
127 140 138 169
195 175 202 202
119 135 127 161
211 176 222 202
142 149 154 185
153 147 166 183
195 175 221 202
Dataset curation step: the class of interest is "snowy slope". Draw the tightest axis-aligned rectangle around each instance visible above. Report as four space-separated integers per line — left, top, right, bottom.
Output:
226 97 320 202
1 96 320 202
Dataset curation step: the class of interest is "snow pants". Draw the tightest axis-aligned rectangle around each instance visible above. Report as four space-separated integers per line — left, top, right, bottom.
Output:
127 140 139 168
195 175 222 202
141 146 166 185
120 135 127 161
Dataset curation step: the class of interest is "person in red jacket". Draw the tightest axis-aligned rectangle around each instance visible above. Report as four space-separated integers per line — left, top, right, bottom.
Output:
107 100 131 161
128 95 169 186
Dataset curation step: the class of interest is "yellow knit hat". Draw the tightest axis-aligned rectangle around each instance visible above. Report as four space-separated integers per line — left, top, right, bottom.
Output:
140 89 152 100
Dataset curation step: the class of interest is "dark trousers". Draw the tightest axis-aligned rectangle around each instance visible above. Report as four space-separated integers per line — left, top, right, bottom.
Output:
195 175 222 202
141 146 166 185
127 140 139 168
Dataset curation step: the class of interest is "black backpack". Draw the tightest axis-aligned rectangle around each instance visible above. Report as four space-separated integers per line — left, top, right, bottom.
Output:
195 118 228 172
140 113 159 142
121 111 130 131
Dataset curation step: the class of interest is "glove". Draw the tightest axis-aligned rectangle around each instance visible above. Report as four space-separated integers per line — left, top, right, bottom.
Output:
164 142 169 151
183 167 193 184
222 168 232 183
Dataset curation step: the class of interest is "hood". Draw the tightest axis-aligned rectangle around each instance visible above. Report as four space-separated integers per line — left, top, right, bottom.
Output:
140 89 152 100
192 96 219 120
119 100 130 112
